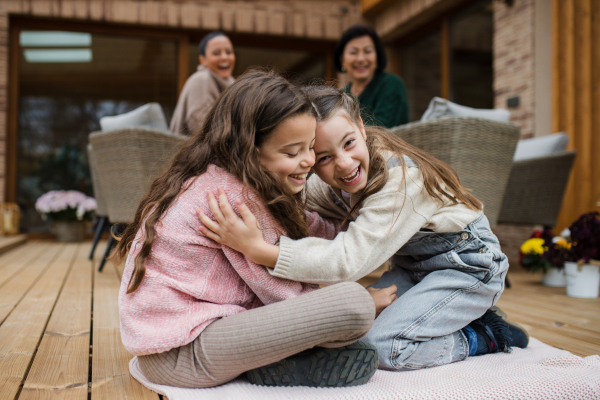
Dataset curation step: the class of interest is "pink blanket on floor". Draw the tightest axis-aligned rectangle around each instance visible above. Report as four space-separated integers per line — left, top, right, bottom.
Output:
129 338 600 400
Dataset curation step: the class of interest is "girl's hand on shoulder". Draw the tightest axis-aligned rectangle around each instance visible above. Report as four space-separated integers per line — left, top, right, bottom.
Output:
197 187 264 256
366 285 398 317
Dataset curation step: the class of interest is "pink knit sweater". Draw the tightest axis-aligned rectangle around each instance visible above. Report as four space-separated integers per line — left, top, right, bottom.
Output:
119 165 340 356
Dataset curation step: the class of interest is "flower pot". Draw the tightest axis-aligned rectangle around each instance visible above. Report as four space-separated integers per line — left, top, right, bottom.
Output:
53 221 86 243
565 261 600 298
541 267 567 287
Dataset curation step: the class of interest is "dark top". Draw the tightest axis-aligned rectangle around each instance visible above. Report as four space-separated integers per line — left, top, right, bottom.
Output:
344 72 409 128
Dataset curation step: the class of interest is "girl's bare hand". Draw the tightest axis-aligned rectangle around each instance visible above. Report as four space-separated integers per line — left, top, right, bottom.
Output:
367 285 398 317
196 187 265 255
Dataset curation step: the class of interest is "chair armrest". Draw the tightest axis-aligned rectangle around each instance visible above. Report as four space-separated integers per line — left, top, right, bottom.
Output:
498 150 577 226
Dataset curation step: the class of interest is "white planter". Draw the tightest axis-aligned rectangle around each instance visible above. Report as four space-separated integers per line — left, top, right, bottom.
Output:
541 267 567 287
565 261 600 298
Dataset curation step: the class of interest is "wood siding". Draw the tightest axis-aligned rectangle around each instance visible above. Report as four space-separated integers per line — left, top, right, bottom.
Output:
553 0 600 230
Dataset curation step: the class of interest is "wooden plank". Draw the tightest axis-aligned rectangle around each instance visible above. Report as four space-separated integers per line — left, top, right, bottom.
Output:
91 251 159 400
20 243 92 400
500 309 600 346
497 298 600 338
0 242 57 323
0 240 42 281
501 291 600 320
0 235 27 259
0 243 76 400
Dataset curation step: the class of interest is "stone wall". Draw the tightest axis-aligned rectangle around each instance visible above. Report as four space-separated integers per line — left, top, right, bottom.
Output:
493 0 535 139
0 0 362 203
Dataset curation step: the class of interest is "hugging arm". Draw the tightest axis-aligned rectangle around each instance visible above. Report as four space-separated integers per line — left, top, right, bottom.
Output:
198 188 279 267
198 187 399 315
197 187 344 267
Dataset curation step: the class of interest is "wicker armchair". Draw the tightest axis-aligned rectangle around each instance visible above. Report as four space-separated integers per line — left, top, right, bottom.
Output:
87 144 110 260
390 117 520 227
497 150 576 227
89 128 187 270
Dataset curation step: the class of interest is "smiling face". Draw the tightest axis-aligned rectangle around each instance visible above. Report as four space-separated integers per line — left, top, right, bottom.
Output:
199 35 235 79
341 35 377 84
258 113 316 194
313 112 370 194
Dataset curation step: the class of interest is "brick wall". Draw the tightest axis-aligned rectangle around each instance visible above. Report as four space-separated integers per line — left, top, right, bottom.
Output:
493 0 535 139
0 0 362 203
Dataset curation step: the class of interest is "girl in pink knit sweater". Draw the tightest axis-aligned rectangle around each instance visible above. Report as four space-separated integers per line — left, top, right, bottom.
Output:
114 71 396 390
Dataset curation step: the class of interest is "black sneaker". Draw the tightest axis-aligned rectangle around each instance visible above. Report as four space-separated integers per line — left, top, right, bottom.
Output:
470 308 529 354
245 341 378 387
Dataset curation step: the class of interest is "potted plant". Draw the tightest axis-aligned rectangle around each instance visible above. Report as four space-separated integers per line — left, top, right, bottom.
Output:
519 228 569 286
35 190 97 242
563 212 600 298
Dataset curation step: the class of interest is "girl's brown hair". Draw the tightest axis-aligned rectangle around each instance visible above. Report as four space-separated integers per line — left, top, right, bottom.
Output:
114 70 315 293
303 85 482 221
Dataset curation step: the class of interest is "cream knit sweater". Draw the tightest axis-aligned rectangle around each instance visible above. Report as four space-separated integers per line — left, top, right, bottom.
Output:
272 161 481 284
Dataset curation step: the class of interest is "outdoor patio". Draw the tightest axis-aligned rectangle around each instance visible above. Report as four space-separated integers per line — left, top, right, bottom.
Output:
0 238 599 400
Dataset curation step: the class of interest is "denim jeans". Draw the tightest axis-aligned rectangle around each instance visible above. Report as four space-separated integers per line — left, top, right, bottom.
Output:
364 212 508 370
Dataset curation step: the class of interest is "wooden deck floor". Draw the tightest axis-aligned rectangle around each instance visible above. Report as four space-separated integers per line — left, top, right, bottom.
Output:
0 240 599 400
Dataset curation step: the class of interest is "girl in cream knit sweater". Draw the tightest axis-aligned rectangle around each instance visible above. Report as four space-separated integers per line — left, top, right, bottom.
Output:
199 86 529 372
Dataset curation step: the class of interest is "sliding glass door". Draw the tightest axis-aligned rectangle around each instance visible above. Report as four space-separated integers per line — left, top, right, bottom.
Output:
17 29 178 232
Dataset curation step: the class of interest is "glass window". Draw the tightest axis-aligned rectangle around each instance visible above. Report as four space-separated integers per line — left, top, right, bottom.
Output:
18 30 178 232
449 0 494 108
400 29 442 121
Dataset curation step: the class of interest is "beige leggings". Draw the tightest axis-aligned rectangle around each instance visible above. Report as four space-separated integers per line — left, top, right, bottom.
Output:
138 282 375 388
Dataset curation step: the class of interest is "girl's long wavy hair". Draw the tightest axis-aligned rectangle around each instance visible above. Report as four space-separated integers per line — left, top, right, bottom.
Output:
303 85 482 221
114 70 315 293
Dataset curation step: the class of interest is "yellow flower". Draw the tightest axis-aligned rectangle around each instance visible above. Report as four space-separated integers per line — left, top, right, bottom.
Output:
554 237 572 249
520 238 546 255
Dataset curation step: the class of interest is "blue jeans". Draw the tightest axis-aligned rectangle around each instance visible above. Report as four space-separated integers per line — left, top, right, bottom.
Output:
364 212 508 370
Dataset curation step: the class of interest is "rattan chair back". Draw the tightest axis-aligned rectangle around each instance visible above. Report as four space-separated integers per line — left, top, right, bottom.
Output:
87 144 108 217
498 150 576 227
390 117 520 227
89 128 187 224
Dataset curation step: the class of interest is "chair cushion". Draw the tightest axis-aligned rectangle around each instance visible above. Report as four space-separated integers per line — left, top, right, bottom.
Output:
513 132 569 161
100 102 169 132
421 97 510 123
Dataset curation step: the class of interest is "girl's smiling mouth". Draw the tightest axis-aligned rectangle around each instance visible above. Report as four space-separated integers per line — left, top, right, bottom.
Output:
338 166 361 185
289 172 309 183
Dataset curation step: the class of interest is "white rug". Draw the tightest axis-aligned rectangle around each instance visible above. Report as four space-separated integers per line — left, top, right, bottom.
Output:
130 338 600 400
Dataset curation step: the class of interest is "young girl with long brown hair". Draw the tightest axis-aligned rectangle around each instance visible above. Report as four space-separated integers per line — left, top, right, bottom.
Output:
115 72 398 389
199 85 529 372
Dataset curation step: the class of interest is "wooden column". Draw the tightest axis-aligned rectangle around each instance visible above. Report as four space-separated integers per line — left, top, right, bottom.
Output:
553 0 600 229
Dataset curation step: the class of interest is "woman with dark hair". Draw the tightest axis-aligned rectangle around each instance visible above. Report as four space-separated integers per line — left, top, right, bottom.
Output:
335 24 409 128
170 31 236 135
